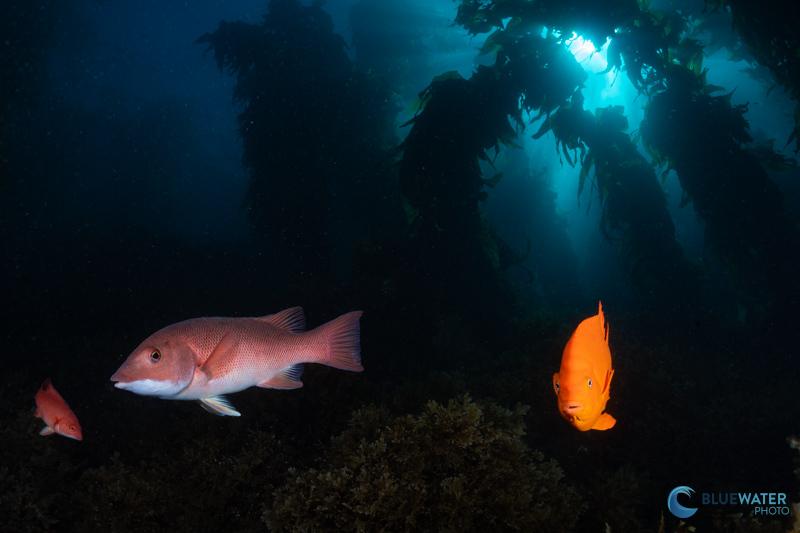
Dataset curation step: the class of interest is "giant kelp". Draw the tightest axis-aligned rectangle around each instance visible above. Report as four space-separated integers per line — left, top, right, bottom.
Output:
397 30 586 335
198 0 395 287
594 2 800 324
449 4 702 316
715 0 800 151
640 66 800 325
484 147 585 313
534 93 702 315
398 67 518 327
349 0 460 102
455 0 638 46
453 0 799 326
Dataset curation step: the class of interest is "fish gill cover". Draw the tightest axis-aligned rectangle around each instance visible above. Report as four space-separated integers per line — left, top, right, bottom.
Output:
1 0 800 532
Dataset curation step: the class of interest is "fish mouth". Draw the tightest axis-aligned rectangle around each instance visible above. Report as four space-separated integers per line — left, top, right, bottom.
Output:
110 369 130 383
112 378 182 396
110 369 136 389
560 403 584 422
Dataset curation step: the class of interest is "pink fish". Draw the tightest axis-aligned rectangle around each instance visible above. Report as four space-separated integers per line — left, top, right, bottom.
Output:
110 307 363 416
34 378 83 441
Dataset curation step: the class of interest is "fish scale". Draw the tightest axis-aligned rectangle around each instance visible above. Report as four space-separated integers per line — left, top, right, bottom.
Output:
189 319 320 382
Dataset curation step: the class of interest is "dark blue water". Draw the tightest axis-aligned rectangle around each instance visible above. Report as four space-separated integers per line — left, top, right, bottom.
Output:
2 1 799 531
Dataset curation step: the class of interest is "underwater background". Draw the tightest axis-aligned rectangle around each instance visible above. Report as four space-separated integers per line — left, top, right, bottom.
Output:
3 0 800 531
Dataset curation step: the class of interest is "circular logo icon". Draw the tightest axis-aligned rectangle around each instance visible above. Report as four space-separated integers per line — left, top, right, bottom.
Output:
667 486 697 519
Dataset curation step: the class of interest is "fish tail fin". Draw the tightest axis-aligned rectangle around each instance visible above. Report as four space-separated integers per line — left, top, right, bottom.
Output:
40 378 52 391
313 311 364 372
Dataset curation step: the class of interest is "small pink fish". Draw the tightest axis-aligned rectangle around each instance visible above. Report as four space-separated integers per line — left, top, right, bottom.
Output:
110 307 363 416
34 378 83 441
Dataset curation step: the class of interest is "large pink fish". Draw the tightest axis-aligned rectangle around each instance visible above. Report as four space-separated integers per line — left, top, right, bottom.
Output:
110 307 362 416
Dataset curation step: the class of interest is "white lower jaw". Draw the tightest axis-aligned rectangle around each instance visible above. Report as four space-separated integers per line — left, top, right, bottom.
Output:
115 379 182 397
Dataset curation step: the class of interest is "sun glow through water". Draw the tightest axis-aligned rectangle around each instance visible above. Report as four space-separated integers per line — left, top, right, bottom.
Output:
565 32 610 74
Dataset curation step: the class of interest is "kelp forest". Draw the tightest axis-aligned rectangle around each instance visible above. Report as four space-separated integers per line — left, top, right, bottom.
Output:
2 0 800 531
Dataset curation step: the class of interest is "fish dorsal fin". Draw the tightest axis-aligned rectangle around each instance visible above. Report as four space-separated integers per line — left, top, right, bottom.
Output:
602 368 614 395
201 333 238 380
257 307 306 333
598 301 609 343
257 364 304 390
198 395 241 417
41 378 52 392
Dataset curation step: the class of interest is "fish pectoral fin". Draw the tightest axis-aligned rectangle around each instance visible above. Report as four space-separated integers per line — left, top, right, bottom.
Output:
201 334 238 380
591 413 616 431
39 426 55 436
257 364 304 390
198 396 241 417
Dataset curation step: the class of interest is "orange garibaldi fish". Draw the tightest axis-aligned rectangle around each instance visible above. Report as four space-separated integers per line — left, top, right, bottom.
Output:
553 302 616 431
34 378 83 441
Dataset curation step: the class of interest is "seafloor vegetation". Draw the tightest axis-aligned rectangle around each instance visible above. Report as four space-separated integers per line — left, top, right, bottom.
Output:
2 0 800 531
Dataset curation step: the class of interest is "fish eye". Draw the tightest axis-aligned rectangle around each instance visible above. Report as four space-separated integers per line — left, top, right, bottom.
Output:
150 350 162 363
587 378 593 388
69 425 76 431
